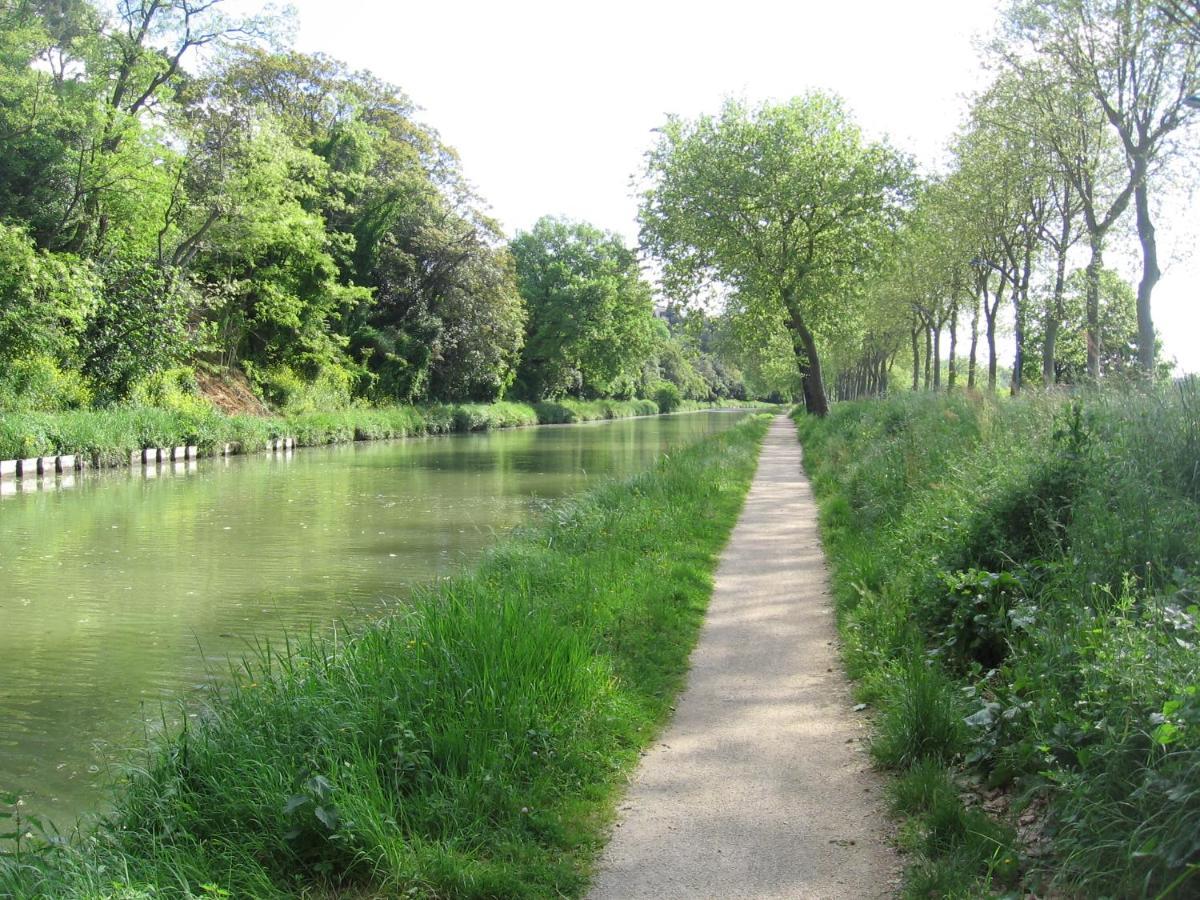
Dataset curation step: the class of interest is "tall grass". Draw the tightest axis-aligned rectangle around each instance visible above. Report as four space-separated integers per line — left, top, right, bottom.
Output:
0 398 773 462
796 384 1200 897
0 415 771 898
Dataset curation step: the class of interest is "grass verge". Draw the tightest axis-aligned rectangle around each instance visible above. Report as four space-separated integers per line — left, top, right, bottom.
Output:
0 414 771 898
794 385 1200 898
0 399 776 464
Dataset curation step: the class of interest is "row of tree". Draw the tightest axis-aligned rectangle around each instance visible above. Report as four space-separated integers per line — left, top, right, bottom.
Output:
635 0 1198 412
0 0 771 412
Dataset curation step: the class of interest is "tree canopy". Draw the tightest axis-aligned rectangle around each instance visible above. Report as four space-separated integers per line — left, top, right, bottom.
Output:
639 94 913 415
510 217 656 400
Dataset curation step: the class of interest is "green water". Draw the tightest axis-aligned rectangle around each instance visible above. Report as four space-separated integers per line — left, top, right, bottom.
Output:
0 411 748 832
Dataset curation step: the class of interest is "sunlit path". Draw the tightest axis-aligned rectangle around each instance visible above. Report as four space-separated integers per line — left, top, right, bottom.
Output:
589 416 898 899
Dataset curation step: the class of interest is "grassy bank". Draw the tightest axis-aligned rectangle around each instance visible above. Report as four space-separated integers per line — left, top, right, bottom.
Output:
794 386 1200 897
0 398 774 464
0 415 771 898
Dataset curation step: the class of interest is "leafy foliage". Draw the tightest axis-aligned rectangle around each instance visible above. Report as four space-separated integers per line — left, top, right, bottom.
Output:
798 388 1200 895
640 94 913 414
510 217 656 400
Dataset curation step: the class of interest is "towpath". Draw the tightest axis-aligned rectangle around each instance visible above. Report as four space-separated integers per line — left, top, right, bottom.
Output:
588 415 898 899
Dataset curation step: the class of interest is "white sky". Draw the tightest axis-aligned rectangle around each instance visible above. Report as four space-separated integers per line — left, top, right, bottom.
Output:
284 0 1200 373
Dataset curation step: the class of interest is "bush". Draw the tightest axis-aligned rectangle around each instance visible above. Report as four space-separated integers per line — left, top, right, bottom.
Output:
653 382 683 414
0 355 92 411
253 365 354 414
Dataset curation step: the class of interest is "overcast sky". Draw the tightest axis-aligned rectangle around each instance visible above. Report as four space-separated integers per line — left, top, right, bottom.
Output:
284 0 1199 373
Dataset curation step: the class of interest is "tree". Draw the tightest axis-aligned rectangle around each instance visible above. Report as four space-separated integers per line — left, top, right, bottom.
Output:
510 217 656 400
1026 267 1142 380
1004 0 1200 373
1161 0 1200 40
639 94 911 415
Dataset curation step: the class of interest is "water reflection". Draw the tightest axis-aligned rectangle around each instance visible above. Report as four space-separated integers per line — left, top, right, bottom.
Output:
0 412 747 829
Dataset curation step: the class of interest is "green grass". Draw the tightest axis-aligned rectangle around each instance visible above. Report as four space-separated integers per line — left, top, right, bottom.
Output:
0 399 776 462
870 657 967 770
794 383 1200 897
0 415 771 899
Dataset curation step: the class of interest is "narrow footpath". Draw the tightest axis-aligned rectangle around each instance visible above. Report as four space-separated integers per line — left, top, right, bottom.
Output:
588 416 899 899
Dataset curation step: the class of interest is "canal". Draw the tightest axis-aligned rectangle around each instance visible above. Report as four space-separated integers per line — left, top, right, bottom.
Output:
0 411 749 832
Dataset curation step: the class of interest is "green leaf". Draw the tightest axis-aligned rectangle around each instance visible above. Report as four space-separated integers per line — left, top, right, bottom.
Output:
314 804 338 831
1153 722 1181 746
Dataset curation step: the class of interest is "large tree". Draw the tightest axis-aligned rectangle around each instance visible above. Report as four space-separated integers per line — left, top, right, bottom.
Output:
510 217 656 400
639 94 911 415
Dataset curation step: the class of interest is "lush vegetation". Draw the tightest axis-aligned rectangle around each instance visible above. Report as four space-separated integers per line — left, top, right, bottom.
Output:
795 386 1200 896
0 415 770 898
0 1 783 424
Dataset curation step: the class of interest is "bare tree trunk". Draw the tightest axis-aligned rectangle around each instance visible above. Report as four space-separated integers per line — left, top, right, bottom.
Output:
911 325 920 391
985 278 1003 393
1011 241 1033 396
1133 163 1160 374
968 291 980 391
793 320 829 416
924 326 932 391
1044 238 1068 387
948 300 959 390
932 322 942 391
1086 233 1103 380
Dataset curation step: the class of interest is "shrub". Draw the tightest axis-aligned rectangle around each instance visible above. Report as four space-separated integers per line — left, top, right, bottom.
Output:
653 382 682 414
0 355 93 411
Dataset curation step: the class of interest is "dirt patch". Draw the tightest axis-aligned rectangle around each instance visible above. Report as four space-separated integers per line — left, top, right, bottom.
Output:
196 369 272 417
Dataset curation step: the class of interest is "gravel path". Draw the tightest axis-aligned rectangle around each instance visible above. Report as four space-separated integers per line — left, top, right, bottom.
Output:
588 416 899 900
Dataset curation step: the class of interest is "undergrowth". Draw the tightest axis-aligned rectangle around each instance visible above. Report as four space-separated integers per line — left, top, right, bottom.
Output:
0 416 771 898
795 382 1200 898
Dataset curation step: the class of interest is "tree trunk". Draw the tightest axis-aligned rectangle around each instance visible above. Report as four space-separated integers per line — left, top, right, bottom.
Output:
932 323 942 391
1011 241 1032 396
968 290 980 391
1044 236 1068 387
1086 233 1103 380
911 325 920 391
793 319 829 416
1133 161 1160 374
924 326 933 391
948 300 959 390
1043 192 1072 387
985 277 1003 393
